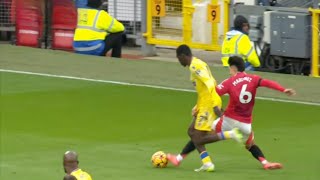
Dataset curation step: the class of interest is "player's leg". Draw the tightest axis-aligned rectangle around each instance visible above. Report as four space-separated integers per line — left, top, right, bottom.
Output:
245 136 283 170
190 128 242 172
167 140 195 166
190 112 243 172
209 115 243 144
238 120 282 170
246 138 266 164
167 115 243 167
188 126 215 172
230 119 281 169
168 116 208 166
180 140 196 156
167 119 197 166
235 121 270 167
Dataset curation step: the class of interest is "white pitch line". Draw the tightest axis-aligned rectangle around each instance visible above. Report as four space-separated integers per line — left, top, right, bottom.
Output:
1 69 319 106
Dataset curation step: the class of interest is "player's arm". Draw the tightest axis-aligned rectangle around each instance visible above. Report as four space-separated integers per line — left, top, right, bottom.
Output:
214 106 223 117
191 64 216 98
192 104 198 117
215 79 229 96
194 68 216 94
259 78 296 96
239 35 260 67
192 66 223 117
63 175 77 180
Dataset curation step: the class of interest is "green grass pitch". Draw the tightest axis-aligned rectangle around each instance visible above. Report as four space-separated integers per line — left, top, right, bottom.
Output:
1 72 320 180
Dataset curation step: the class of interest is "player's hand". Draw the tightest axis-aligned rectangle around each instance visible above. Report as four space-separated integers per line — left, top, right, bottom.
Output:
192 105 198 117
214 106 223 117
284 89 296 96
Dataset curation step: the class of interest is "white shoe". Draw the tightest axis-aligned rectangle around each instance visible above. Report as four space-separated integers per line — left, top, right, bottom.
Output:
194 163 215 172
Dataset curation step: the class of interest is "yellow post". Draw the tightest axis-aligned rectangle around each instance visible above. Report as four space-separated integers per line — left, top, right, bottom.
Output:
143 0 153 41
310 8 320 77
223 0 230 35
211 0 218 46
182 0 195 45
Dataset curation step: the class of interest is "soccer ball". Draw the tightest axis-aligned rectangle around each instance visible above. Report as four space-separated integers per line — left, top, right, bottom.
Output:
151 151 168 168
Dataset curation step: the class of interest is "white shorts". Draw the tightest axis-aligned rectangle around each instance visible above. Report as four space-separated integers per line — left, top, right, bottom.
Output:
212 115 254 145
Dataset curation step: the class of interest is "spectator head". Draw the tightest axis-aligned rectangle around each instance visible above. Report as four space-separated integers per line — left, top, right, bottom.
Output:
87 0 103 9
234 15 250 34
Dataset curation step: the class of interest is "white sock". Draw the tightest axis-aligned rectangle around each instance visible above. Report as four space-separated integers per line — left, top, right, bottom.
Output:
261 160 268 165
176 154 184 161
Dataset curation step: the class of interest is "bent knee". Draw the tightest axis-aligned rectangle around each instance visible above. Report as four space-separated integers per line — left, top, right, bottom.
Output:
187 127 194 137
245 142 255 150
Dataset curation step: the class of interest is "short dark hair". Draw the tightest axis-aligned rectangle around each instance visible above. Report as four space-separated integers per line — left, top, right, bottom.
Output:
228 56 245 72
234 15 249 31
176 44 192 57
87 0 102 8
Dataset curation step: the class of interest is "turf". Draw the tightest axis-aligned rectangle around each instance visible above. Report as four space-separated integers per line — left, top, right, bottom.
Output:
1 45 320 103
1 72 320 180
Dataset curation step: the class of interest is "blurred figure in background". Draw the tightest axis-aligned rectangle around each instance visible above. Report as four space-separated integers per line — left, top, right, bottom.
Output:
73 0 125 58
221 15 260 71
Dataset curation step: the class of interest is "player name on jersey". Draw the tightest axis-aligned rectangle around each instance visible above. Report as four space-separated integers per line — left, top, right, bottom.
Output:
232 77 252 86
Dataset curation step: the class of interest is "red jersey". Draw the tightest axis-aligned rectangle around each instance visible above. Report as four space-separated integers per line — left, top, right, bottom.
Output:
216 72 285 123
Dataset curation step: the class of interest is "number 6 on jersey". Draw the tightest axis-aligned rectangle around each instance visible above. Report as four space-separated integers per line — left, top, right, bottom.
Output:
239 84 252 104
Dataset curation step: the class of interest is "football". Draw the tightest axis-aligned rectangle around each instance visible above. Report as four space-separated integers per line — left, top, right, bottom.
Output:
151 151 168 168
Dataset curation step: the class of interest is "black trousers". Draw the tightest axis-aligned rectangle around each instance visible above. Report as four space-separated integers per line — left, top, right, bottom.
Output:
101 32 123 58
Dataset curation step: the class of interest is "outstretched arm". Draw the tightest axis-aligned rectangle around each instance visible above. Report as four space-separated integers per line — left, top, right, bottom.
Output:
259 79 296 96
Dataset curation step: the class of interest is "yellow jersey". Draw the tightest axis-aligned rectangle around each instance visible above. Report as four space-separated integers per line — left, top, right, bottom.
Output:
189 57 222 110
70 169 92 180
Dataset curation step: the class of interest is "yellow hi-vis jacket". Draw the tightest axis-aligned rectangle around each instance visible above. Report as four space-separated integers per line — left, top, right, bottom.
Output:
74 8 125 41
221 30 260 67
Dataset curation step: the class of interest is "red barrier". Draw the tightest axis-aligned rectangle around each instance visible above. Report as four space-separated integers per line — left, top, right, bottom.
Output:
50 0 77 51
14 0 43 47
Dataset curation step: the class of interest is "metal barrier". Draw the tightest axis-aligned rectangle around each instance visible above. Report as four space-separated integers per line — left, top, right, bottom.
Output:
0 0 15 31
108 0 142 39
310 8 320 77
277 0 314 8
144 0 230 51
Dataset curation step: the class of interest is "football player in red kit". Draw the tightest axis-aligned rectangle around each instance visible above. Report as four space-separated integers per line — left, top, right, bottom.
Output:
167 56 296 170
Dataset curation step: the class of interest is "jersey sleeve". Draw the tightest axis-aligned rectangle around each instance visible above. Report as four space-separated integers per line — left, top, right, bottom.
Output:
216 79 229 96
259 79 286 92
190 64 215 93
239 35 260 67
191 64 220 107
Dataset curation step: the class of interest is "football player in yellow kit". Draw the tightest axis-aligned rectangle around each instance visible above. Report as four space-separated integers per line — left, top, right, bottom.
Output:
63 151 92 180
167 45 243 172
